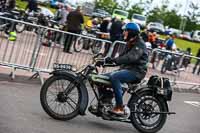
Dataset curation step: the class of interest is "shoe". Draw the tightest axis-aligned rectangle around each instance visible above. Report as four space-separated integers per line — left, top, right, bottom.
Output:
108 105 125 116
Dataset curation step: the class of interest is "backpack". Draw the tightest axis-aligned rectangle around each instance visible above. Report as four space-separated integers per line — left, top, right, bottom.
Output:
147 75 173 101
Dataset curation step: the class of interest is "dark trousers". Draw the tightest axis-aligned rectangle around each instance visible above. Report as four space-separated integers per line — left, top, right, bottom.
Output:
63 30 80 52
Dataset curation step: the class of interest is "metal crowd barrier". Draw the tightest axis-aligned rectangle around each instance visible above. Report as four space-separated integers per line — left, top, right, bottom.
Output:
0 16 199 90
0 16 113 83
102 41 200 91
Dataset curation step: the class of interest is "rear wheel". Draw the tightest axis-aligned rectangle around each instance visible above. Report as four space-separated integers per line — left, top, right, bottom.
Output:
40 75 81 121
128 90 167 133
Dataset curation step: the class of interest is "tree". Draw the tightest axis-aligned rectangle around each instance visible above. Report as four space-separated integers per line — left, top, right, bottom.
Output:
128 3 145 19
121 0 130 10
95 0 118 14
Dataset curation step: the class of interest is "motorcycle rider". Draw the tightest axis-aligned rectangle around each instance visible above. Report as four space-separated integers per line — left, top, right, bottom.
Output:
99 22 148 115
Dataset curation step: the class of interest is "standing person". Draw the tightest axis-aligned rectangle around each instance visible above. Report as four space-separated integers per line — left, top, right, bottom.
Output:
149 32 158 69
109 17 123 57
0 0 7 12
100 17 111 56
63 6 84 53
193 48 200 75
26 0 38 12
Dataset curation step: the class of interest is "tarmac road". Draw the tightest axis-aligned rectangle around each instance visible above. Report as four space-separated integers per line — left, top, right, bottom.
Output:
0 80 199 133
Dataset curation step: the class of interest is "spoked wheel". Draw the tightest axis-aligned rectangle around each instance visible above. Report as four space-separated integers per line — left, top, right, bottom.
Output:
91 41 102 54
128 91 167 133
73 37 84 52
40 75 81 121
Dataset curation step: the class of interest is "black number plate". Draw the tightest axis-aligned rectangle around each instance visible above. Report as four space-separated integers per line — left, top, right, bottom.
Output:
53 63 72 70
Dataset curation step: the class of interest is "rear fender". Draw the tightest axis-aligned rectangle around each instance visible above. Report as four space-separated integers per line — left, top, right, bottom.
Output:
129 86 169 112
50 70 89 115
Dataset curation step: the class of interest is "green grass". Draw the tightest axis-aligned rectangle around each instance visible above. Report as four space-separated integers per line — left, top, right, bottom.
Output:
16 0 27 10
160 35 200 56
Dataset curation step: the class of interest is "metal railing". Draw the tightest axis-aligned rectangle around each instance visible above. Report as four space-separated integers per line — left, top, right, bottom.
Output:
0 16 199 91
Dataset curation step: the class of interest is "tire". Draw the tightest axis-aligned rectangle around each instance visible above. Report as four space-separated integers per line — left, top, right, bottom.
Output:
15 23 25 33
40 75 81 121
91 41 102 54
73 37 84 52
128 90 167 133
161 60 167 74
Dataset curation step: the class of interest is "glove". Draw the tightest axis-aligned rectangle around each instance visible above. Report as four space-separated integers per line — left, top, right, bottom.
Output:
105 57 115 64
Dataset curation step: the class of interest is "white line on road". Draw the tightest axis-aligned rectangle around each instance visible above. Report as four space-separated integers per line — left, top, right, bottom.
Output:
184 101 200 108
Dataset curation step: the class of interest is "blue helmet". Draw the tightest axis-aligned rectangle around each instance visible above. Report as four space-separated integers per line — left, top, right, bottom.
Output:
125 22 140 33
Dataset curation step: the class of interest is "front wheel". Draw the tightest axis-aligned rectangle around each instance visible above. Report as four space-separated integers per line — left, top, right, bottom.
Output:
40 75 81 121
73 37 84 52
128 90 167 133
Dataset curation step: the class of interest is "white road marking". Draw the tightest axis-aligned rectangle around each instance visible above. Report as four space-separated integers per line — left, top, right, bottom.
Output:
184 101 200 108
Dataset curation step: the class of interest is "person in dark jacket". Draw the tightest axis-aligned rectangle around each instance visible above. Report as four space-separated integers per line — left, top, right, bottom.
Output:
63 6 84 53
0 0 7 12
26 0 38 12
109 17 123 57
102 23 148 115
193 48 200 75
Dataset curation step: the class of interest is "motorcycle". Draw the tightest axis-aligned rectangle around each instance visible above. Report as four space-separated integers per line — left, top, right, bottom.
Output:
40 53 175 133
161 51 184 74
0 9 24 34
73 27 102 54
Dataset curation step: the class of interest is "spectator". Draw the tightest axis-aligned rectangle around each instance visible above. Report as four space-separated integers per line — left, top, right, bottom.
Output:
55 4 69 25
63 6 84 53
140 28 148 42
148 32 157 49
100 17 111 33
193 48 200 75
109 17 123 57
7 0 16 11
0 0 7 12
26 0 38 12
165 35 176 51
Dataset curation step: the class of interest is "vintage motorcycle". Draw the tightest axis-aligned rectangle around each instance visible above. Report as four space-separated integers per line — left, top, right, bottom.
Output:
40 54 175 133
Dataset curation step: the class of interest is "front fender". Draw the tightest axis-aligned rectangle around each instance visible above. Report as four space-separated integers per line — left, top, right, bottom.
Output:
50 70 89 115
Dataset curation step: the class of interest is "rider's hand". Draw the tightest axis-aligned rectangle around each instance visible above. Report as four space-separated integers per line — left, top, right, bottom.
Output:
105 57 115 64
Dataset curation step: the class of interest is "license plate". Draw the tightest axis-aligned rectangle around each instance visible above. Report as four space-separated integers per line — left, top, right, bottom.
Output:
53 63 72 70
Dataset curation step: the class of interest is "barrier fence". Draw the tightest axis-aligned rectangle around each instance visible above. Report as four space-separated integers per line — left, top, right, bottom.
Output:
0 16 199 91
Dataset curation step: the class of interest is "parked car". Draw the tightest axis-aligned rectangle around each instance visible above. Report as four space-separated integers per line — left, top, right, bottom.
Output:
132 14 146 29
112 9 129 20
178 32 192 41
92 9 111 18
191 30 200 42
147 22 165 34
165 28 181 36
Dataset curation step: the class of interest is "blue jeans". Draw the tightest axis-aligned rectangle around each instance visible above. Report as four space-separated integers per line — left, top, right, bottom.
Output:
104 70 138 106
